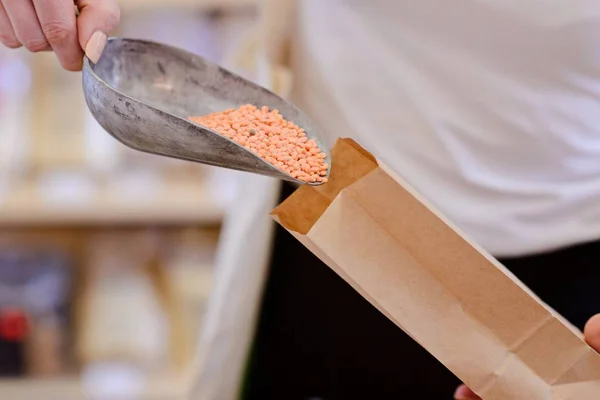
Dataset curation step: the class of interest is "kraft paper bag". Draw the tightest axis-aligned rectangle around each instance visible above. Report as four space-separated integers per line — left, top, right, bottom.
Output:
271 138 600 400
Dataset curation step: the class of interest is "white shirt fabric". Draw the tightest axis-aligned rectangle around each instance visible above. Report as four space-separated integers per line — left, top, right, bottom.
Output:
290 0 600 257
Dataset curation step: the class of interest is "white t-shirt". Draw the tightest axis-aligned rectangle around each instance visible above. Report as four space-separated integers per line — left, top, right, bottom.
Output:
290 0 600 257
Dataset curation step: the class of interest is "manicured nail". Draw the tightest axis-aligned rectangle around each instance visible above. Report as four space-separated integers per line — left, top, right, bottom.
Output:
85 31 107 63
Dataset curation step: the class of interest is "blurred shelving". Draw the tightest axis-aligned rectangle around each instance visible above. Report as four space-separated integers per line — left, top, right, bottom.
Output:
0 177 223 226
0 1 261 398
0 373 189 400
0 227 219 399
119 0 259 12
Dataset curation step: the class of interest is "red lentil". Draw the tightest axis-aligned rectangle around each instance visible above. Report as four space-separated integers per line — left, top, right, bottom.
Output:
189 104 328 183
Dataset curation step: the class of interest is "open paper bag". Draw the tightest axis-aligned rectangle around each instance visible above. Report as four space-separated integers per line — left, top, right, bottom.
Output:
271 138 600 400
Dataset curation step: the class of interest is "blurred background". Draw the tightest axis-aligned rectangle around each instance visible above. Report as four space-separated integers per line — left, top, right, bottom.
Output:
0 0 275 398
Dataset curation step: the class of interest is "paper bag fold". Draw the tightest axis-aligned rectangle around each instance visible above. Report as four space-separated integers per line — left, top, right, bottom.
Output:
271 138 600 400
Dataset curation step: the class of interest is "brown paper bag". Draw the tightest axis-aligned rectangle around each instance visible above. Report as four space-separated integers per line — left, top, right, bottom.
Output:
271 138 600 400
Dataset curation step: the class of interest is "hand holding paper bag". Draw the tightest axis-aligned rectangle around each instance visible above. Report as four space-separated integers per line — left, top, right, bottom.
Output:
272 138 600 400
455 314 600 399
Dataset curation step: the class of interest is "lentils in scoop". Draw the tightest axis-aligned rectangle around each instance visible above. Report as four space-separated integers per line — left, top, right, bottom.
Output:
189 104 328 183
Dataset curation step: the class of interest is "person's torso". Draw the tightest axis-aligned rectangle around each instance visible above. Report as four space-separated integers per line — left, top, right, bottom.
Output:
291 0 600 257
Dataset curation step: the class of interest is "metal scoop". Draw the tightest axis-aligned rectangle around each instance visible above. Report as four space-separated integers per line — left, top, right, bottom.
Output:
82 37 330 185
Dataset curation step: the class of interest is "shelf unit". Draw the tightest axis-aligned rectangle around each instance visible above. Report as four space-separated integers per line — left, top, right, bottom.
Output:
0 1 262 399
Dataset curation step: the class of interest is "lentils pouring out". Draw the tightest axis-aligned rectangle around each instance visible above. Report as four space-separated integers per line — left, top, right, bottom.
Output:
189 104 329 183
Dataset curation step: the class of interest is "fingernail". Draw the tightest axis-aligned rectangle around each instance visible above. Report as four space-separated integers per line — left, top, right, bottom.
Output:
85 31 107 63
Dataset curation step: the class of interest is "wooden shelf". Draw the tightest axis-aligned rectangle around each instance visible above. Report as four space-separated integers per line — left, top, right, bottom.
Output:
0 177 223 226
118 0 259 11
0 373 189 400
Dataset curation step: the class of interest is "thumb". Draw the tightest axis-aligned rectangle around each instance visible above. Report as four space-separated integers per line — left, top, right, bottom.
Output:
454 384 480 400
76 0 120 63
453 314 600 400
584 314 600 352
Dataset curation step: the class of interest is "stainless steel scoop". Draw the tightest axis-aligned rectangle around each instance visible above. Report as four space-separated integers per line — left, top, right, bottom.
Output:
82 37 331 185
